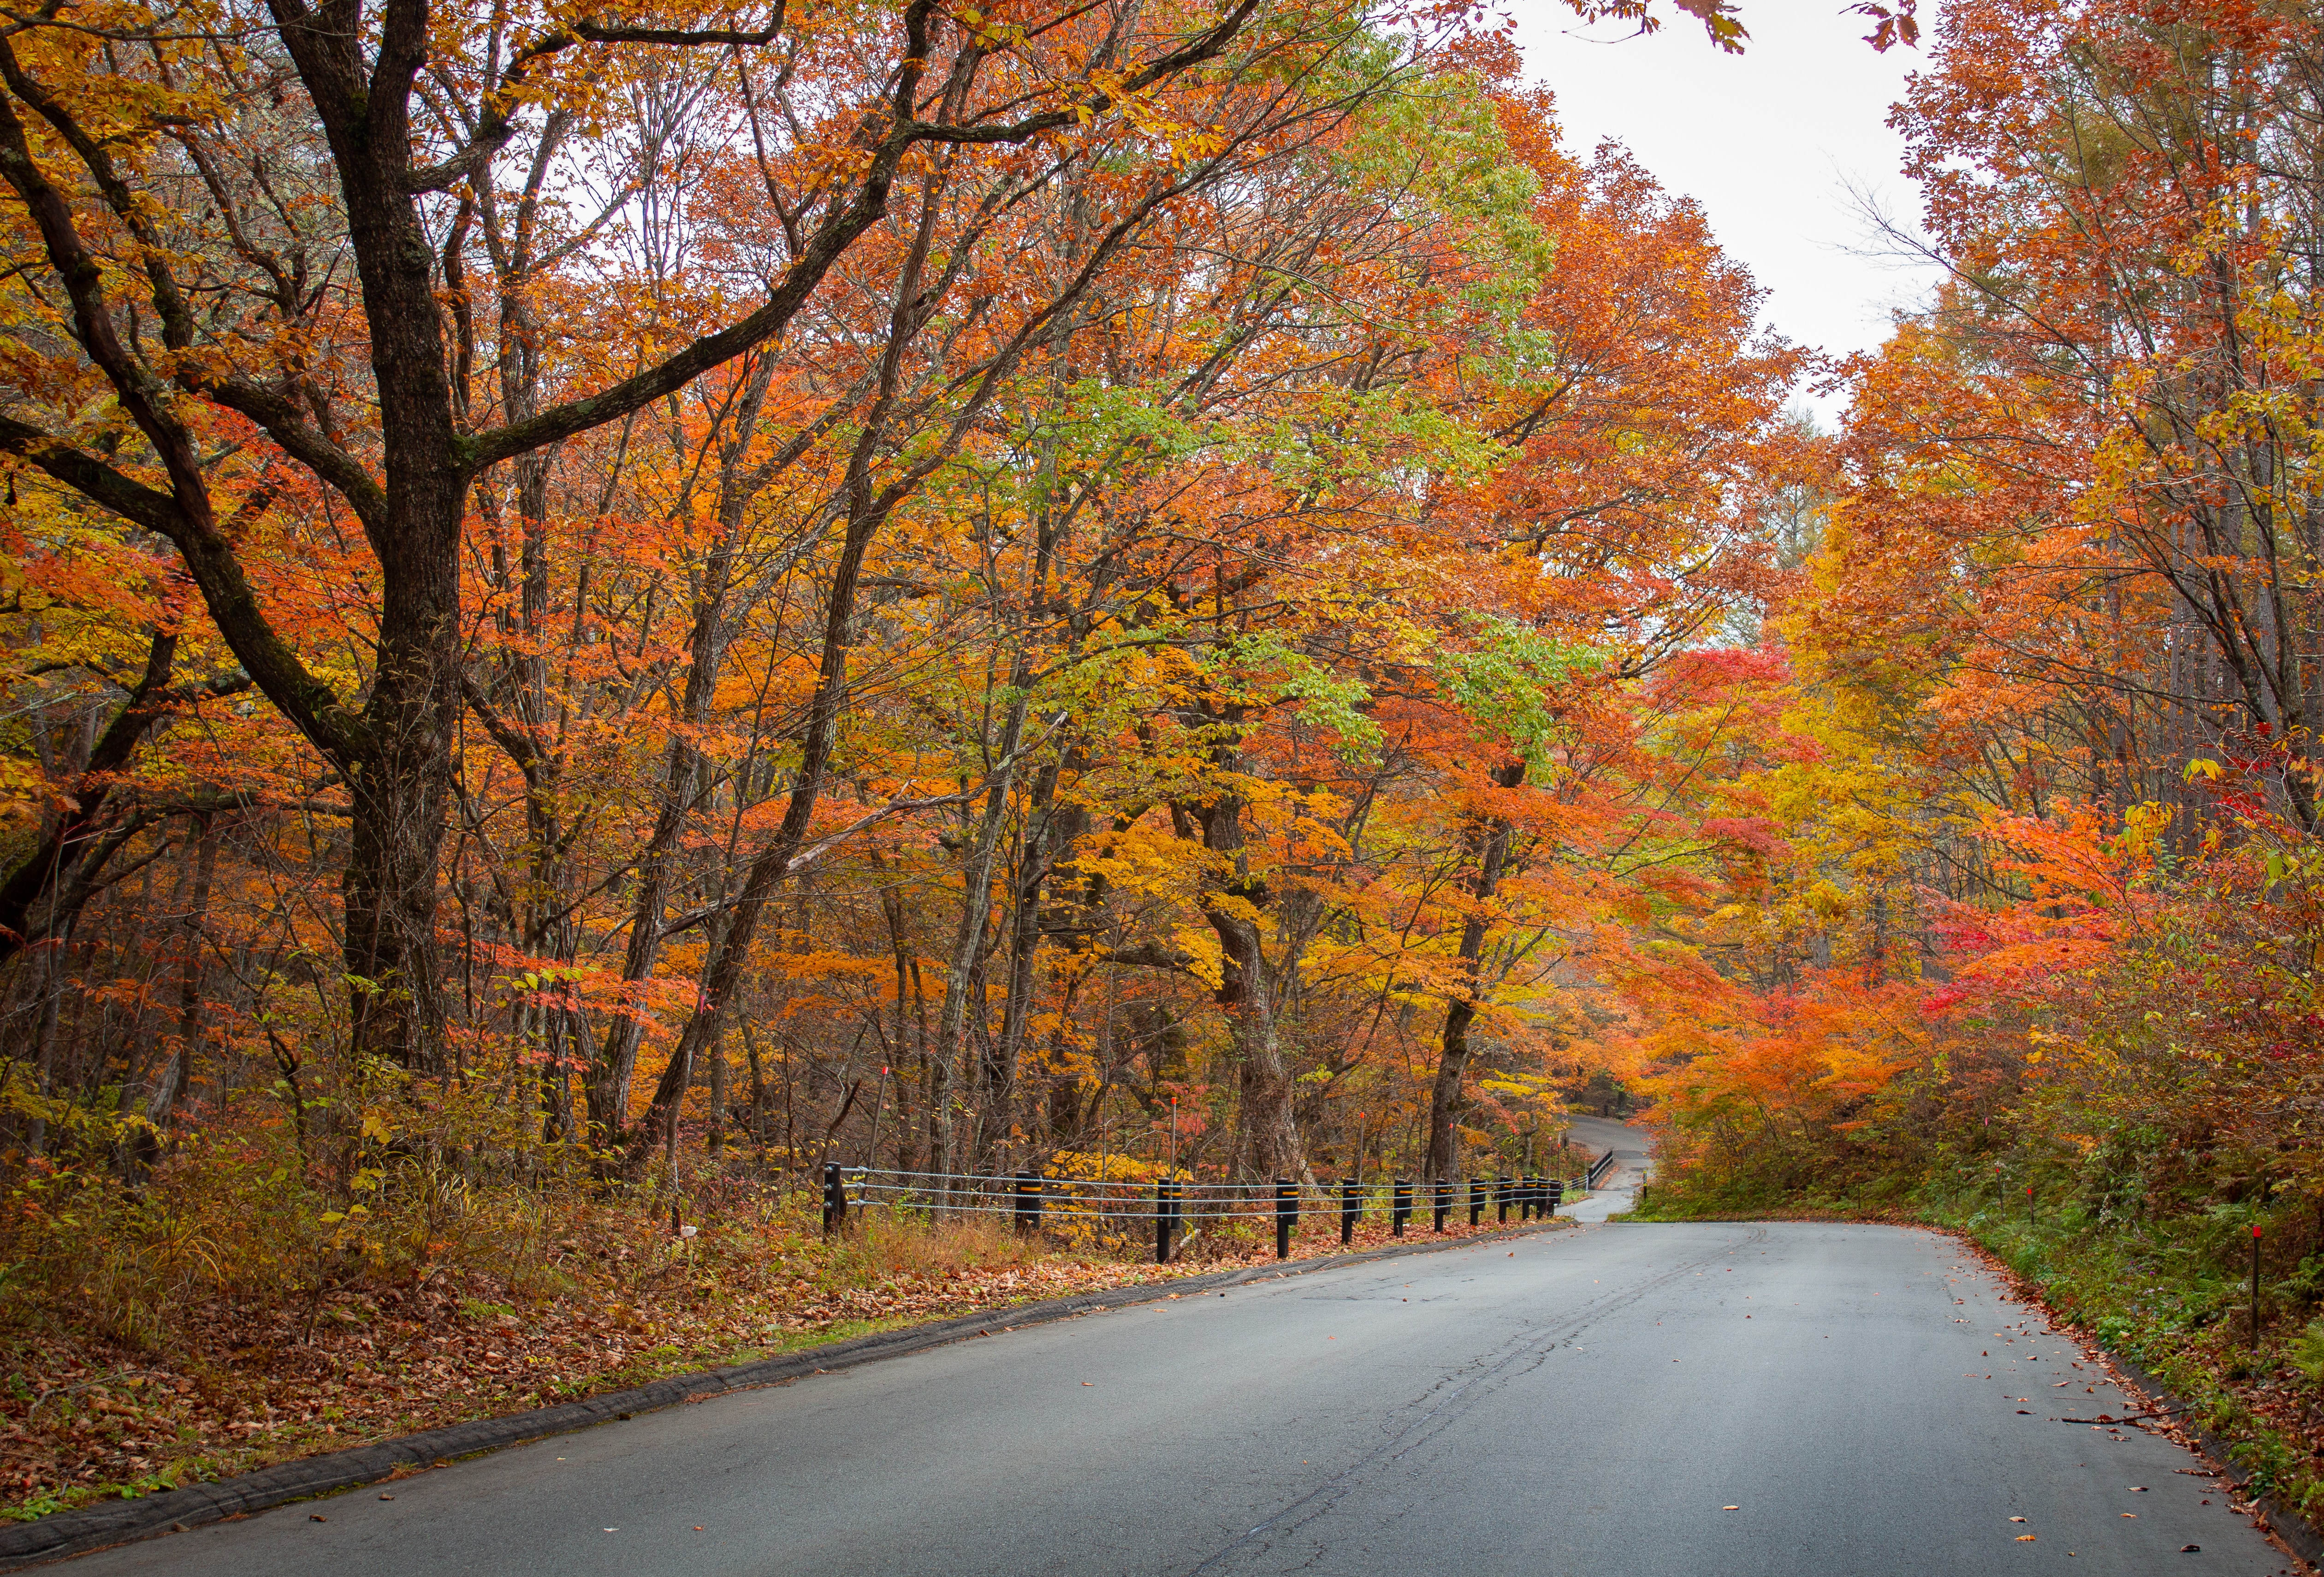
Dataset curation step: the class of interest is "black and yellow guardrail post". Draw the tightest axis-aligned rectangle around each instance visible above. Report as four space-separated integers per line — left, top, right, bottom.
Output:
1275 1178 1296 1259
1340 1177 1358 1246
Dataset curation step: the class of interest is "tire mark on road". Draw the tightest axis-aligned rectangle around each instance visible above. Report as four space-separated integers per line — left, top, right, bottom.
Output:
1184 1223 1769 1574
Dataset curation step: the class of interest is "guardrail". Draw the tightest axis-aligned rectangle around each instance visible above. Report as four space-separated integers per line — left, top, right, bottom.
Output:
822 1164 1598 1263
1588 1148 1620 1189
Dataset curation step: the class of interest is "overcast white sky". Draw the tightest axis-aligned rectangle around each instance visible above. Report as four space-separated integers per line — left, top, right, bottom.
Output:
1508 0 1950 419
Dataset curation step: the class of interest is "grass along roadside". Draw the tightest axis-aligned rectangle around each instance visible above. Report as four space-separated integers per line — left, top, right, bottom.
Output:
2 1195 1557 1523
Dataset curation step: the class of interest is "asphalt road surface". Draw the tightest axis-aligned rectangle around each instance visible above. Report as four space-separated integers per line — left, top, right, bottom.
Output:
68 1221 2294 1576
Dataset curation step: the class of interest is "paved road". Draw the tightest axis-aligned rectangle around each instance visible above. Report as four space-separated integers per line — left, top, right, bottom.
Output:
69 1221 2292 1577
1558 1114 1651 1222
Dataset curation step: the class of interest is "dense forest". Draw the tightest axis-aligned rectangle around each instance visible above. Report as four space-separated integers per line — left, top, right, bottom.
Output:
0 0 1802 1208
10 0 2324 1527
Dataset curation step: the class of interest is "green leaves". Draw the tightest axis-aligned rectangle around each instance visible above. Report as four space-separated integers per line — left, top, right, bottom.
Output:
1214 631 1384 762
1430 613 1601 765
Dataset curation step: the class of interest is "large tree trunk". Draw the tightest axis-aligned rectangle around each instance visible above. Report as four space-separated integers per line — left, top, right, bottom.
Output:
1425 759 1525 1184
1217 910 1301 1181
1191 778 1304 1184
931 690 1030 1173
305 3 475 1074
341 620 458 1072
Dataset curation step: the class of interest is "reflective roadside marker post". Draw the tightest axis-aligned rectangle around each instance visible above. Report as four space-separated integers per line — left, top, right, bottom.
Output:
1392 1178 1411 1238
1275 1178 1296 1260
1014 1170 1042 1234
2253 1224 2265 1348
1340 1176 1358 1246
1155 1178 1176 1265
1469 1178 1484 1228
1432 1179 1449 1234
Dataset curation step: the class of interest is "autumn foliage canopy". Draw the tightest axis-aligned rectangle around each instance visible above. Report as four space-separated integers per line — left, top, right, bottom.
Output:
0 0 1799 1259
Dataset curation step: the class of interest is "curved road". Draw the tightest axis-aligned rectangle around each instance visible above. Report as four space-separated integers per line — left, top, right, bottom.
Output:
63 1134 2296 1576
1558 1113 1651 1222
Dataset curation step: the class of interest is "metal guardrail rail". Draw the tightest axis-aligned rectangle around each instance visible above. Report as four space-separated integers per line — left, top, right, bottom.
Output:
821 1164 1598 1263
1587 1148 1620 1189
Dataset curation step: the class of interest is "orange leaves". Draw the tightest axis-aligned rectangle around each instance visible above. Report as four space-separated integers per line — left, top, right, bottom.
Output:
1647 971 1930 1156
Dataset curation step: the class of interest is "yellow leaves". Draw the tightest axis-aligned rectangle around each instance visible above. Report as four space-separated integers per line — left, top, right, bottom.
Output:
1203 892 1265 929
1477 1074 1556 1112
0 756 53 829
1173 926 1225 993
2111 801 2171 864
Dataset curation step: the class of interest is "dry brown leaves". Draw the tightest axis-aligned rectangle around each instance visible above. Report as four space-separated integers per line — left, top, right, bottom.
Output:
0 1206 1551 1522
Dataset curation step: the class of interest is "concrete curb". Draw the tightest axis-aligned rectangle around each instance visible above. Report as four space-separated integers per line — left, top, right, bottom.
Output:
2099 1348 2324 1571
0 1217 1568 1570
